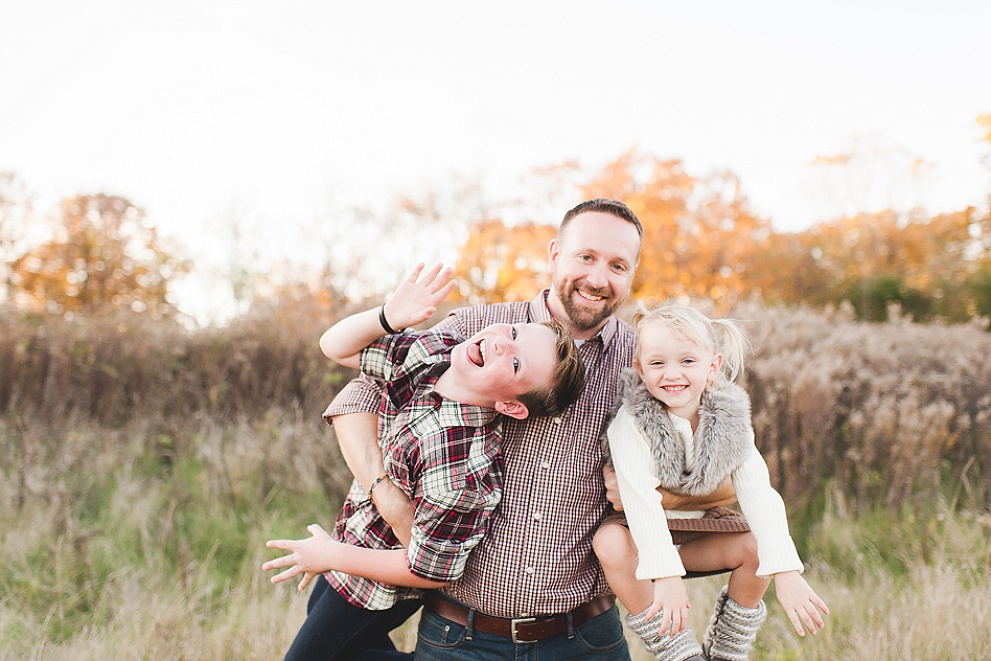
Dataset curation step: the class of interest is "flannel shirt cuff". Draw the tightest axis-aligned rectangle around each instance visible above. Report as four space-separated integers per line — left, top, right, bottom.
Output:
407 539 471 583
323 375 383 422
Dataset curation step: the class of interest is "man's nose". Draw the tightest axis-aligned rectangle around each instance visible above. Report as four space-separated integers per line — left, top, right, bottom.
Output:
585 262 609 287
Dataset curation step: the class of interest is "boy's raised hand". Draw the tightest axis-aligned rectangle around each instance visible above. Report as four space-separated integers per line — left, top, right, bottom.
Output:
773 570 829 636
381 263 457 332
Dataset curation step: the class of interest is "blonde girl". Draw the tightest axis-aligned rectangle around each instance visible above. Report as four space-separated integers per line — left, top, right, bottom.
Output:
593 303 828 661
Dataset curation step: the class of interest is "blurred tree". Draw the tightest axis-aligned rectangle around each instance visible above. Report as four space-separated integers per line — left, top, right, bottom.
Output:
10 194 189 317
760 207 986 321
578 149 771 309
455 219 555 304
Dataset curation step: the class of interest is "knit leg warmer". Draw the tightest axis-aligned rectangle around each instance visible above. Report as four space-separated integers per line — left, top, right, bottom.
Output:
702 586 767 661
626 608 704 661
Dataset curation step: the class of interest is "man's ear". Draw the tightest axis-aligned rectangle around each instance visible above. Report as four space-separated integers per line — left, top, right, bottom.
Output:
547 238 560 269
495 400 530 420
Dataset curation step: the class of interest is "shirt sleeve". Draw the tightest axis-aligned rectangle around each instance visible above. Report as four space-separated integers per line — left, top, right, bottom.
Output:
732 440 804 578
404 428 501 582
607 406 686 579
322 334 412 421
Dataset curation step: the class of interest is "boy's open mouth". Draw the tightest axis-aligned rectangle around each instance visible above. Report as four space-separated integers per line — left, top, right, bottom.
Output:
467 339 487 367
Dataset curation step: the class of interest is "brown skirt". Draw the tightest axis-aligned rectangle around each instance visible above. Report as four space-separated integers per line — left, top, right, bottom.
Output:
600 506 751 579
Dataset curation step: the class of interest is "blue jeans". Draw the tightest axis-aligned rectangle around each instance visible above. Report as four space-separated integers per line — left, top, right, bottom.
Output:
284 576 420 661
415 604 630 660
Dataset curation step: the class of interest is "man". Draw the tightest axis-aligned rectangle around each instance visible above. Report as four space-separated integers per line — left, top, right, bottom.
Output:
327 198 643 659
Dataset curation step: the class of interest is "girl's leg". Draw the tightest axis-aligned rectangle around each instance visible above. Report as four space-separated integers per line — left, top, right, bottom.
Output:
677 532 769 606
592 523 651 613
593 524 703 661
677 533 768 661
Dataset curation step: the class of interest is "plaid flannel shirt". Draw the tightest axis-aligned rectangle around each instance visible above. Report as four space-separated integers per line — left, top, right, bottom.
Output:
324 330 503 610
326 291 636 618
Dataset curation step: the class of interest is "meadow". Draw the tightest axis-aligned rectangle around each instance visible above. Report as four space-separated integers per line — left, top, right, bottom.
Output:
1 303 989 660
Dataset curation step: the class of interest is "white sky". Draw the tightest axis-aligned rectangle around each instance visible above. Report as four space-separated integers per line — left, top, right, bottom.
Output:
2 0 989 320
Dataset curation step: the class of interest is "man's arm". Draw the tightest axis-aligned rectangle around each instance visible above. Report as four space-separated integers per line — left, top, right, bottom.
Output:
331 410 414 548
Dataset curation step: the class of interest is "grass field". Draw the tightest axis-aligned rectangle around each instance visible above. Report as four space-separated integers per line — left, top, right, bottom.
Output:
2 413 989 660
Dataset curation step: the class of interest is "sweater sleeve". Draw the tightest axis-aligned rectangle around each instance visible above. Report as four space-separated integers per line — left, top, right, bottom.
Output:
732 439 804 578
607 406 686 579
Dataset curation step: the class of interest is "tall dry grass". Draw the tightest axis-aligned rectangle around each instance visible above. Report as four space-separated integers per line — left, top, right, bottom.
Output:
0 410 350 660
2 302 990 659
740 303 991 514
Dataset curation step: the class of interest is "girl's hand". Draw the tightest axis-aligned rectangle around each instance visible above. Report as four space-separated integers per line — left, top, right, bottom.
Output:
382 263 457 332
646 576 691 637
263 524 336 591
773 570 829 636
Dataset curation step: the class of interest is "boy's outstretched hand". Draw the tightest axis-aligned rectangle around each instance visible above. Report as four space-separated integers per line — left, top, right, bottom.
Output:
263 524 336 592
382 263 457 332
773 570 829 637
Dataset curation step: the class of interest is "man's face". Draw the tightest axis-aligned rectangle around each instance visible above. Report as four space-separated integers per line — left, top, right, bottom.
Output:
548 211 641 334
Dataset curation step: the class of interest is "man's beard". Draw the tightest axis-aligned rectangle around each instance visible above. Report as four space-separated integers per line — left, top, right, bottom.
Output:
554 278 621 332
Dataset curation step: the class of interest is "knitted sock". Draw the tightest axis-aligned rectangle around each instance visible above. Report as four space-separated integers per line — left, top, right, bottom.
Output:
626 608 704 661
702 586 767 661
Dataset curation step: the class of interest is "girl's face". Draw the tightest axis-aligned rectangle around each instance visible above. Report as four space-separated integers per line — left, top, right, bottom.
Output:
635 322 722 421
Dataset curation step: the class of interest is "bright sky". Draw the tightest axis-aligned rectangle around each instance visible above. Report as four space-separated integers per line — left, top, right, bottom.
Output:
3 1 989 320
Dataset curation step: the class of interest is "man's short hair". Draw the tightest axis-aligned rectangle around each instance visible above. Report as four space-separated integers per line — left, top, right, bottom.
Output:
559 198 644 240
517 319 585 418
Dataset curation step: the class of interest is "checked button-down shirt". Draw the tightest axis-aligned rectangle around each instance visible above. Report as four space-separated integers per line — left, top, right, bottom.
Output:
328 290 636 618
324 330 503 610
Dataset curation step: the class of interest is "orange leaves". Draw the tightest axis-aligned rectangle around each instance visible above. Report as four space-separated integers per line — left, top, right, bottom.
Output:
10 194 189 317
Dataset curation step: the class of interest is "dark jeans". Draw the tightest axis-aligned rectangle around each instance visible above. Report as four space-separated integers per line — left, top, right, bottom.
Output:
415 603 631 660
284 576 420 661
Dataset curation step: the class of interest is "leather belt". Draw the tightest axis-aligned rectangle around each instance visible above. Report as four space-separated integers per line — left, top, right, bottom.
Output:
423 592 615 644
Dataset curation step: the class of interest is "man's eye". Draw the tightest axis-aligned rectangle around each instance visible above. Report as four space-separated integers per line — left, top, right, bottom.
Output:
513 358 520 373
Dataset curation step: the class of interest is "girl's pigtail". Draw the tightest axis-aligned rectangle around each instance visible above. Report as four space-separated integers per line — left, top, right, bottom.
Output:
710 318 750 384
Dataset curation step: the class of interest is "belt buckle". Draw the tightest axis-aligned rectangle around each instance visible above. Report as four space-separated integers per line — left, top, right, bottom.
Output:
510 617 537 644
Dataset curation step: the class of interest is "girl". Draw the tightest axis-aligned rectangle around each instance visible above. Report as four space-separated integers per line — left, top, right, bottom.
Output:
593 303 828 661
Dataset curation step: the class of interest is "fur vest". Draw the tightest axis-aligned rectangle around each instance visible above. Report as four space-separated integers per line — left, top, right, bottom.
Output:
615 367 754 496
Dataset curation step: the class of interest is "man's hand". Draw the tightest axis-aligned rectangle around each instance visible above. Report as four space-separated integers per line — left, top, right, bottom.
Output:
603 462 624 511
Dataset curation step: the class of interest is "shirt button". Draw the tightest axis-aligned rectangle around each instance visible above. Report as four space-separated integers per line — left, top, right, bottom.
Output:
525 566 535 574
520 612 529 618
532 512 542 521
540 460 550 470
553 416 562 425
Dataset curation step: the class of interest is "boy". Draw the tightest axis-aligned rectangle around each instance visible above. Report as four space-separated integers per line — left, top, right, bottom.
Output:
263 263 585 660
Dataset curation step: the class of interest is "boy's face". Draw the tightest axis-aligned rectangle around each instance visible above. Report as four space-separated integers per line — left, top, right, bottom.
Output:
634 322 721 421
449 323 558 404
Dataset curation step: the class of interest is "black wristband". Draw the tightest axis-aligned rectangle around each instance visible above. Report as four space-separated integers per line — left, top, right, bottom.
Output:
378 304 399 334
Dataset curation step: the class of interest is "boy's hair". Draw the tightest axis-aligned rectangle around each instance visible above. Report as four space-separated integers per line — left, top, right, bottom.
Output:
560 198 644 241
516 319 585 418
631 302 750 386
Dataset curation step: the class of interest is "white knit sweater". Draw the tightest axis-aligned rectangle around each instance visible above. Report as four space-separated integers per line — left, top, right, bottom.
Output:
607 405 804 580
